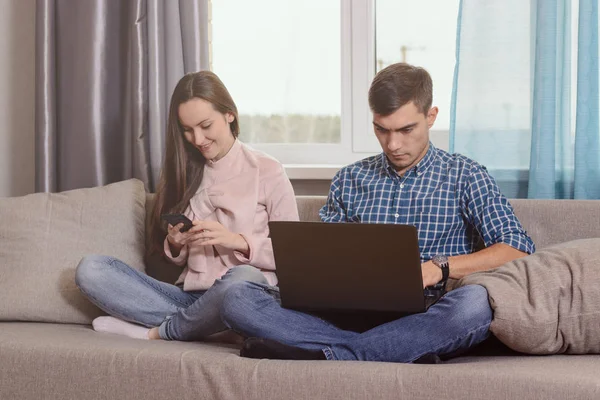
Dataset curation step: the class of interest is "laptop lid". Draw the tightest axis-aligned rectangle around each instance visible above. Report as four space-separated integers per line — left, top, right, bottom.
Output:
269 221 427 315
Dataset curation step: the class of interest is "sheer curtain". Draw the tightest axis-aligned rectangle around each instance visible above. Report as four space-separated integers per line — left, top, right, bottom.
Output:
450 0 599 199
35 0 209 192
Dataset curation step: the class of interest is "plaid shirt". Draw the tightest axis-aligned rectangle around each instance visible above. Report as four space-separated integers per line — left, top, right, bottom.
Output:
319 143 535 262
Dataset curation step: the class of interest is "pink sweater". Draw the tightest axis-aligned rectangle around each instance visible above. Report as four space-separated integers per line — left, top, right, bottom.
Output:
163 140 299 291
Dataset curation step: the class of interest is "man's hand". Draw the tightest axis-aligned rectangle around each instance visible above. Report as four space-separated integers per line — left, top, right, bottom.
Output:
421 260 443 288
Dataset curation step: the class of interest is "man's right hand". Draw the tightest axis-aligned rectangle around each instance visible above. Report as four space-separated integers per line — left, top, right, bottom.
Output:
421 260 443 288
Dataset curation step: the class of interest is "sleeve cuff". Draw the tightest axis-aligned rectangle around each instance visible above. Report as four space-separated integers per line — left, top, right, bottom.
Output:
233 234 253 264
163 238 189 266
496 235 536 255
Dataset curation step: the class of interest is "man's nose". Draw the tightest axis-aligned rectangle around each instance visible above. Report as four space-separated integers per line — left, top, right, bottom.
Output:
388 134 404 152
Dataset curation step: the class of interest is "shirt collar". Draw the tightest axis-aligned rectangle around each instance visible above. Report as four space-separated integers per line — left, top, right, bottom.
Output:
380 142 437 178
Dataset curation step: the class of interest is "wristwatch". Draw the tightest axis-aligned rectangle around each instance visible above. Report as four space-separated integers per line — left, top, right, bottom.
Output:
431 255 450 291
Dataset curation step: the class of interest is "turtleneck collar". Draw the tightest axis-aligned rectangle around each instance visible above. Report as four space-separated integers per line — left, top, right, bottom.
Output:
205 138 242 171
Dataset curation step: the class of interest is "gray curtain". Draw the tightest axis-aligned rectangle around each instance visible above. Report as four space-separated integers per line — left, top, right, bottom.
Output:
35 0 209 192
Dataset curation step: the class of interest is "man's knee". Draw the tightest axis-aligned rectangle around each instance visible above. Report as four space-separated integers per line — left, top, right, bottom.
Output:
453 284 492 328
221 280 256 310
220 281 257 327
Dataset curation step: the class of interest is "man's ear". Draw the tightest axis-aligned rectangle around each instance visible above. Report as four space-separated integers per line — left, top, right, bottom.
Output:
427 106 439 128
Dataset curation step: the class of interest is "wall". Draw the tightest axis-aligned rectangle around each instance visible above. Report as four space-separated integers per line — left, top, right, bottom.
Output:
0 0 36 198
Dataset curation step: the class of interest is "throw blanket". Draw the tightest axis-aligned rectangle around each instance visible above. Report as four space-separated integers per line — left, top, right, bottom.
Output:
456 238 600 355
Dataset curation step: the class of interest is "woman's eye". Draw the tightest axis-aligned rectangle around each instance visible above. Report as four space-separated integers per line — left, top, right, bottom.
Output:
201 124 212 129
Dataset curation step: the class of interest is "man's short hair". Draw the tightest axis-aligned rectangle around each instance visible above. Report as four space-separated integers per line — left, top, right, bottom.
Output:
368 63 433 116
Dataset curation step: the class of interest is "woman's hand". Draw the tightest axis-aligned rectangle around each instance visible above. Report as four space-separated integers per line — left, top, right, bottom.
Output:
166 223 194 257
185 220 250 254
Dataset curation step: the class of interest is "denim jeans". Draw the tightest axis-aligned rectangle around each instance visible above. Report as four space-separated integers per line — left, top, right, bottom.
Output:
75 255 268 341
221 281 492 362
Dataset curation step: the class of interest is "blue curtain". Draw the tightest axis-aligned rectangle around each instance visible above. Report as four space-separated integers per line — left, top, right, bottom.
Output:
450 0 600 199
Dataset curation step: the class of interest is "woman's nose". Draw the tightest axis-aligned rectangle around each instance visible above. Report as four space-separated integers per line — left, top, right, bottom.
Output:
193 129 205 145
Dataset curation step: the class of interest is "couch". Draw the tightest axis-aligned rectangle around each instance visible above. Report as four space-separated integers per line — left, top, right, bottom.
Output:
1 179 600 400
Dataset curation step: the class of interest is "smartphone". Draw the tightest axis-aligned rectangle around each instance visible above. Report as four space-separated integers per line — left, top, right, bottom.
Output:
161 214 194 232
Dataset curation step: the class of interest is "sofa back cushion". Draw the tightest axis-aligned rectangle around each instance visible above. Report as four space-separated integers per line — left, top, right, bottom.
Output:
510 199 600 249
0 179 147 324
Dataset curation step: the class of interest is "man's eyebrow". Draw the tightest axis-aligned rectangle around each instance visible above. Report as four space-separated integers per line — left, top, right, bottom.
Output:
373 121 390 131
372 121 418 132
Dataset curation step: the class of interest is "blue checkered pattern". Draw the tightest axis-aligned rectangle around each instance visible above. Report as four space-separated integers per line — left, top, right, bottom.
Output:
319 143 535 261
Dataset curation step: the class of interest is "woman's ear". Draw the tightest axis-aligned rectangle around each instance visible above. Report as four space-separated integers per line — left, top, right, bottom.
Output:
226 113 235 123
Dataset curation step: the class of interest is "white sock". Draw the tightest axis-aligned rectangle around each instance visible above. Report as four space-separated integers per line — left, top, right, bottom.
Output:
92 316 150 340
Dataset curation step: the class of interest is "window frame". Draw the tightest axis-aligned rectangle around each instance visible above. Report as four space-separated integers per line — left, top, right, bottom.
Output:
237 0 379 173
208 0 450 179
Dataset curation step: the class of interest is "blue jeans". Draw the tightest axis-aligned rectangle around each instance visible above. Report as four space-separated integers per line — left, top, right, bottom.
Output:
221 282 492 362
75 255 268 341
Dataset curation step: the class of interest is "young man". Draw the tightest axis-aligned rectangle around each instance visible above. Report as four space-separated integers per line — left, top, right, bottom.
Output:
220 63 535 363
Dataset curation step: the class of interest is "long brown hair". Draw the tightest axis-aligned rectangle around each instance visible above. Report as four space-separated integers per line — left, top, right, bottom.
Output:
149 71 239 254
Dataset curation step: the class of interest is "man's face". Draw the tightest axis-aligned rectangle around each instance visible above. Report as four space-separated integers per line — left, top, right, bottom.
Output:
372 102 438 176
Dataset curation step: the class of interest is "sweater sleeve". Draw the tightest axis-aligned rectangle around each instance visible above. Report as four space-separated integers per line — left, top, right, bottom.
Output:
233 164 299 270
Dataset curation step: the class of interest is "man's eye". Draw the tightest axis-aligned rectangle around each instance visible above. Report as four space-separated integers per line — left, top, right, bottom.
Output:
403 128 413 134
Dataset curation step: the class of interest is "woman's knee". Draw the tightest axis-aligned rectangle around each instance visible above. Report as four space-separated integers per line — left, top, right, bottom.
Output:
74 255 117 294
223 265 268 285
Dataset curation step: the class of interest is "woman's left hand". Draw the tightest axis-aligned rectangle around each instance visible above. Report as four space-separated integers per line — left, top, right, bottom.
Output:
185 220 250 254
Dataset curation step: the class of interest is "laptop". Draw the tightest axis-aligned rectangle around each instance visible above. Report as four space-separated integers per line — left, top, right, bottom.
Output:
268 221 442 331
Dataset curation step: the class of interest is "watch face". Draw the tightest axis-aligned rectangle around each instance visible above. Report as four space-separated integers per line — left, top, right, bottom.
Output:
433 255 448 265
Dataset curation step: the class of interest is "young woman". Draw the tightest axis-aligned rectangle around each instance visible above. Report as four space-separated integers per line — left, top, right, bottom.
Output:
75 71 298 341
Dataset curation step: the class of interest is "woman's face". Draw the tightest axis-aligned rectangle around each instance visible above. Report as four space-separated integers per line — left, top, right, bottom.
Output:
178 98 235 162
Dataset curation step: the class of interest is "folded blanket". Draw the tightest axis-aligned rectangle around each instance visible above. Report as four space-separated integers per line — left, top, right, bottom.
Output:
456 239 600 355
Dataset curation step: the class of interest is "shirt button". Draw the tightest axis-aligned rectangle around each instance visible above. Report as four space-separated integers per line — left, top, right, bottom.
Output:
400 183 405 189
394 213 399 218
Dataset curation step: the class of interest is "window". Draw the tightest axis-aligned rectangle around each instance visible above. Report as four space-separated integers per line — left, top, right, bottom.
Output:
210 0 460 173
211 0 341 145
375 0 459 152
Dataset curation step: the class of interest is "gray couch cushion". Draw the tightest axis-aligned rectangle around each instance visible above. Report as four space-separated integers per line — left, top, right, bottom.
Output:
296 196 325 222
510 199 600 248
1 322 599 400
458 239 600 354
0 179 146 324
